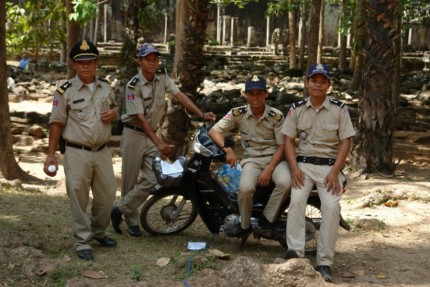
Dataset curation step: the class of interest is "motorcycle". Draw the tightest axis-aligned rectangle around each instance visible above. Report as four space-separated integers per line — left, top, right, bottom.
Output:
139 123 350 253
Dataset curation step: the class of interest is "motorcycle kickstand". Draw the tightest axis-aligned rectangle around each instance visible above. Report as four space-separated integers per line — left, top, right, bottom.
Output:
239 234 250 251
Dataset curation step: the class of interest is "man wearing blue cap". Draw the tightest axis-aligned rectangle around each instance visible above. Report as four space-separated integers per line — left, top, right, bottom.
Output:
43 39 118 260
111 43 216 237
208 75 291 240
281 64 355 282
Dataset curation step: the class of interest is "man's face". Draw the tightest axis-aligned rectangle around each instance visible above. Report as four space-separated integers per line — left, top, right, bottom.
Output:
307 74 331 98
139 53 160 74
245 89 268 109
72 59 98 83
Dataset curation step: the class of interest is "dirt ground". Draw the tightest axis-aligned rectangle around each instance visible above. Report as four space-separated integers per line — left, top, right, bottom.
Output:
0 129 429 286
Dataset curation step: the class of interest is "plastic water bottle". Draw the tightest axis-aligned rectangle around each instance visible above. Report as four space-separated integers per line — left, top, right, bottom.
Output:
48 165 56 172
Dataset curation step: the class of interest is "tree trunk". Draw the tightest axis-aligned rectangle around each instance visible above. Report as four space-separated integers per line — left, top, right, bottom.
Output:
288 9 297 69
0 1 34 181
66 0 80 79
298 2 308 69
317 0 324 63
338 0 347 71
173 0 189 78
356 0 398 175
178 0 209 96
392 4 402 111
351 0 367 90
306 0 322 70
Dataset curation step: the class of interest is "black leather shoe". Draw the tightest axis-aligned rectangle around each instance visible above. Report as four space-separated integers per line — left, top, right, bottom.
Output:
77 249 93 260
316 265 332 282
94 236 117 247
128 225 142 237
258 215 274 230
111 207 123 234
284 249 299 260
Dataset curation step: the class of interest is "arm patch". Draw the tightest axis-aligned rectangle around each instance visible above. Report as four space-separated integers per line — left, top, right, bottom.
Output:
127 76 139 89
292 98 307 108
56 81 71 94
329 98 345 108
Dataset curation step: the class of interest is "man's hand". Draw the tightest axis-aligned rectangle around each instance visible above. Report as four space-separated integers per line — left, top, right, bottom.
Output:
324 170 341 194
203 112 216 122
156 142 174 158
291 167 304 189
43 155 58 177
100 109 117 124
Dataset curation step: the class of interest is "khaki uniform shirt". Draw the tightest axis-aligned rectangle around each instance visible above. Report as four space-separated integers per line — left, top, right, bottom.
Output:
281 97 355 158
50 76 117 147
212 105 285 160
121 70 180 131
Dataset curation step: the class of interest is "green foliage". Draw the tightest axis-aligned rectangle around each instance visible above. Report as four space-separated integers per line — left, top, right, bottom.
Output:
208 39 220 46
69 0 98 25
48 266 82 286
130 266 143 281
6 1 66 56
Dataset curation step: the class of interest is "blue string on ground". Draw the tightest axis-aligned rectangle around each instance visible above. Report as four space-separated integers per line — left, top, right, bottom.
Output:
181 234 217 286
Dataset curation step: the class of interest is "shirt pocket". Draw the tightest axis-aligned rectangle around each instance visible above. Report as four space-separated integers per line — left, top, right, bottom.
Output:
322 123 339 142
69 101 92 122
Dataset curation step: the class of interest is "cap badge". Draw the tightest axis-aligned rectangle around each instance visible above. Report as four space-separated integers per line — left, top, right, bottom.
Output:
80 40 90 51
315 64 324 71
252 75 259 82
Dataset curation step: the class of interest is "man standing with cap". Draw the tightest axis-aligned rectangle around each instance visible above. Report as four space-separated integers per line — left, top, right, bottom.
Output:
281 63 355 282
111 43 216 237
208 75 291 241
43 39 118 260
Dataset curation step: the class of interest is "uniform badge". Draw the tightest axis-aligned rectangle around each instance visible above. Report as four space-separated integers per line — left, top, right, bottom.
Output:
80 40 90 50
252 75 259 82
127 93 135 102
52 98 58 108
299 131 307 140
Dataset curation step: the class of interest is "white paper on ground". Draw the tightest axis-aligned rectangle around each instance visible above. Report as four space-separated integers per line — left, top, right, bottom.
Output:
187 242 207 250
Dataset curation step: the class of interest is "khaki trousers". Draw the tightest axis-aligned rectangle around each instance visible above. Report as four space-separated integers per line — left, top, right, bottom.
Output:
117 127 157 227
286 162 344 266
238 157 291 229
64 146 116 251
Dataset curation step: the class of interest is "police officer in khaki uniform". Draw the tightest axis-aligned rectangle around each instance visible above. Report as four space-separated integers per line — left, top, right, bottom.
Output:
281 64 355 282
43 39 118 261
208 75 291 238
111 43 216 236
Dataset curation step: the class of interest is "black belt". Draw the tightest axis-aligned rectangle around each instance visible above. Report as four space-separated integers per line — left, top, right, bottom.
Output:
297 156 335 166
124 123 144 133
66 142 106 152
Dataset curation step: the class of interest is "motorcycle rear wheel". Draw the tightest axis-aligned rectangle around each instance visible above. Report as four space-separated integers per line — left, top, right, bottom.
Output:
140 188 198 236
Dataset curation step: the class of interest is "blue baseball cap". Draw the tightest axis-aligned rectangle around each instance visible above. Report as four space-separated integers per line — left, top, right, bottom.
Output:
245 75 267 92
307 63 331 79
137 43 160 57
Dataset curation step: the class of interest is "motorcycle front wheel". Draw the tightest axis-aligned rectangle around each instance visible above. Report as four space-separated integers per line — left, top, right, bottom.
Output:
140 188 198 236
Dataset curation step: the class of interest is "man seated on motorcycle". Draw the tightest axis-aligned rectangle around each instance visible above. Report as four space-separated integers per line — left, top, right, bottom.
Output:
208 75 291 238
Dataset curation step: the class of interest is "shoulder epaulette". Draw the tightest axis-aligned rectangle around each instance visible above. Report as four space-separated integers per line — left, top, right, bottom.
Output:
156 68 168 75
232 106 247 117
57 81 71 94
127 76 139 89
329 98 345 108
268 109 284 123
98 77 109 83
292 98 308 108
